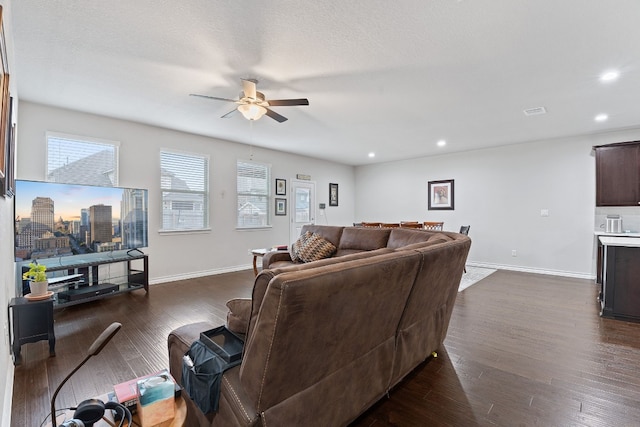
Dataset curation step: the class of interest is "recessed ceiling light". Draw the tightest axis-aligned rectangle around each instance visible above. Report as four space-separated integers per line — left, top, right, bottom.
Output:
368 152 375 158
437 140 446 147
595 113 608 122
600 70 619 82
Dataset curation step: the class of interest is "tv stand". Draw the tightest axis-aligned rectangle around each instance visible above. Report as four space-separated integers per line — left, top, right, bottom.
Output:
21 251 148 308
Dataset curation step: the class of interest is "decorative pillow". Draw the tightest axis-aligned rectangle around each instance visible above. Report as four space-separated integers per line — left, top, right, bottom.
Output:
290 231 313 262
297 233 337 263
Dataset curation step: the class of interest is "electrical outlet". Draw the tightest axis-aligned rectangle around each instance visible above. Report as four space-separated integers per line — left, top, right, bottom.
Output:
541 209 549 217
512 250 517 257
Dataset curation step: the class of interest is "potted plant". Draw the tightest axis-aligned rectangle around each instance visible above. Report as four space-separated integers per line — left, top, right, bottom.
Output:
22 262 48 296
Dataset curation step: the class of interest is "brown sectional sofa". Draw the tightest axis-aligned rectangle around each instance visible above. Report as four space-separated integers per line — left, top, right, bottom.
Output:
168 225 471 426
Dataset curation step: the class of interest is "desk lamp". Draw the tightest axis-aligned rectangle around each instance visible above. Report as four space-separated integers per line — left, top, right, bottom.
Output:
50 322 122 427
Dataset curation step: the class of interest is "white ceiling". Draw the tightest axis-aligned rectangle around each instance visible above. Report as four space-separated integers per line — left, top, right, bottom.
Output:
10 0 640 166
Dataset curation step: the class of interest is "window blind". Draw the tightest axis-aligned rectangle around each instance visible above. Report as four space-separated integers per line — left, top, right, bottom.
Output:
160 150 209 231
46 133 119 186
237 160 271 228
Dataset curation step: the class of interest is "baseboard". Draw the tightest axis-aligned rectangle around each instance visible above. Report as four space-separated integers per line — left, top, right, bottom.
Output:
150 264 252 285
467 262 595 281
150 261 595 285
2 362 14 427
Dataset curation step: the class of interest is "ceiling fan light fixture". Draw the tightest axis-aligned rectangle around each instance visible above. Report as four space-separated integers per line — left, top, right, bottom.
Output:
238 104 267 121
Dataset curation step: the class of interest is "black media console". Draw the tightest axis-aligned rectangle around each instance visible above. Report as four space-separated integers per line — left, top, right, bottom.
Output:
21 251 148 308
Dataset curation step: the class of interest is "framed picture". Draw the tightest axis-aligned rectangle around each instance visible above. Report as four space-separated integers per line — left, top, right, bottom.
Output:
275 197 287 216
0 6 9 196
428 179 454 210
329 183 339 206
3 118 14 198
275 178 286 195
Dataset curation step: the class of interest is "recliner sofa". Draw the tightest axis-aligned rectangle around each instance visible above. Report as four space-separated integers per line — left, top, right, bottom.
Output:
168 225 471 426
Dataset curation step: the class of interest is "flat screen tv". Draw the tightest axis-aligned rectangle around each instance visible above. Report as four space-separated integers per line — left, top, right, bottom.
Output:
14 180 149 261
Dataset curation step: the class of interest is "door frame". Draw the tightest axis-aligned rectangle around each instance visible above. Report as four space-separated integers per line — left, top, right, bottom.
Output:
289 179 316 244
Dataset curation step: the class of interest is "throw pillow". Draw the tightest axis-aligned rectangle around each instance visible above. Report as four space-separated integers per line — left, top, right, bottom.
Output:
297 233 337 263
290 231 313 262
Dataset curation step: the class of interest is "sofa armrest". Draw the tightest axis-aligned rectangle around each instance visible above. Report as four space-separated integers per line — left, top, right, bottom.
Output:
226 298 251 336
261 250 292 269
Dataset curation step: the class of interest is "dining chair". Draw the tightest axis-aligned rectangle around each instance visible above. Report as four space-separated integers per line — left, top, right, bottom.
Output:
361 222 382 227
423 221 444 231
400 222 424 229
459 225 470 272
380 223 401 228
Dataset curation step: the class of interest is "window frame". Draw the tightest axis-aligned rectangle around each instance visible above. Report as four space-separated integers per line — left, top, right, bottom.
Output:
159 149 210 233
236 159 272 230
45 132 120 186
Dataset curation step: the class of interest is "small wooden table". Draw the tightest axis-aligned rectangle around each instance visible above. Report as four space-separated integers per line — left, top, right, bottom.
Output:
251 248 268 276
51 393 187 427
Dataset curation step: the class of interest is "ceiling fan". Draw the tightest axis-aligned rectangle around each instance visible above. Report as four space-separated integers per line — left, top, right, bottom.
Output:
190 79 309 123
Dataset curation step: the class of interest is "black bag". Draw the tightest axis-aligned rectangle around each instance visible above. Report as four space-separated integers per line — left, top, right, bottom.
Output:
181 339 242 414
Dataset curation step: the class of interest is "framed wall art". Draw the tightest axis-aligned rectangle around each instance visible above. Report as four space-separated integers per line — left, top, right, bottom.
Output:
275 178 286 195
329 183 339 206
428 179 454 210
275 198 287 216
0 5 9 196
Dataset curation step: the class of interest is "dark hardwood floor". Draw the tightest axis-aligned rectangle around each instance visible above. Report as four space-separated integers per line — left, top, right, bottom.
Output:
11 269 640 426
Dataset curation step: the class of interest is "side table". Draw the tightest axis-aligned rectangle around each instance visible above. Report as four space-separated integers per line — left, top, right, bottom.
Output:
8 296 56 365
251 248 268 276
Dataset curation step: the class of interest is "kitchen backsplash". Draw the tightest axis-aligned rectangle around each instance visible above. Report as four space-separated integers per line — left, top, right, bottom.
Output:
595 207 640 233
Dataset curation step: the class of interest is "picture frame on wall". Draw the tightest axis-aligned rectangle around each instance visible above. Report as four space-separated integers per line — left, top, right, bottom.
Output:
329 183 339 206
275 198 287 216
0 6 9 197
428 179 454 210
275 178 286 195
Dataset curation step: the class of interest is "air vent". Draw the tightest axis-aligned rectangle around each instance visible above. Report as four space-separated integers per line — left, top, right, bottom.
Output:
523 106 547 116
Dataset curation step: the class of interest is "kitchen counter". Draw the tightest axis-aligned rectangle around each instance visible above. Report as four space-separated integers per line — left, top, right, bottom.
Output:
599 237 640 322
599 236 640 247
594 231 640 237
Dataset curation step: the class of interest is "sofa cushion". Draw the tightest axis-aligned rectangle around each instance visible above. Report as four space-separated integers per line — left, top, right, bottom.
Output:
299 225 344 248
386 228 452 249
337 227 391 251
297 233 337 262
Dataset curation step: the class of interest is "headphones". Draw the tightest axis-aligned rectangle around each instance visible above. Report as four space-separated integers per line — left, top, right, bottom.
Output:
60 398 132 427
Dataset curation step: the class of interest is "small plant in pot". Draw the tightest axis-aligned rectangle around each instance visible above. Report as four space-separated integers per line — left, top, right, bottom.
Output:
22 262 48 296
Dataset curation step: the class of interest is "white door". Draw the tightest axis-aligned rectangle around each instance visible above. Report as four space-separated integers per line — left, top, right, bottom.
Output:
290 180 316 243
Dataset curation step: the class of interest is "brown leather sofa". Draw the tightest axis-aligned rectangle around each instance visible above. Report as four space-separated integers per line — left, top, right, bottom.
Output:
168 225 471 426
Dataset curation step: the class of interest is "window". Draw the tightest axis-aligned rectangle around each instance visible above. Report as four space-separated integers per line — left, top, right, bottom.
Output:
237 160 271 228
160 150 209 231
46 132 119 186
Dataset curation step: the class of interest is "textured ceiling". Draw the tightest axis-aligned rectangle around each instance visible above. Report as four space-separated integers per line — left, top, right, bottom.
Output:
11 0 640 165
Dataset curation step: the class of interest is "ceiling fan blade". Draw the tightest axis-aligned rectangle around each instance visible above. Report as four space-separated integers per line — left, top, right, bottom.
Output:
190 93 238 103
264 107 288 123
241 79 257 100
266 98 310 107
221 108 238 118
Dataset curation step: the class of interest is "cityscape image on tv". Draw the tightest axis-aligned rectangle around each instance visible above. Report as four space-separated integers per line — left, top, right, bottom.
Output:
14 180 149 261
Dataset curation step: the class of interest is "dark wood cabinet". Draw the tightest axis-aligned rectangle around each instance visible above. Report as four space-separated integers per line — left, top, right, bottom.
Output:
595 141 640 206
601 244 640 321
8 297 55 365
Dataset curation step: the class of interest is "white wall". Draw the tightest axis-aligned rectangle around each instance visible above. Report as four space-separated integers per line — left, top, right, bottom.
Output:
355 128 640 278
1 1 16 425
16 101 356 282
